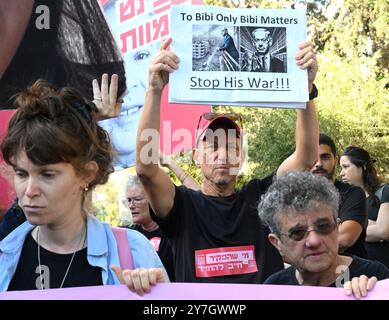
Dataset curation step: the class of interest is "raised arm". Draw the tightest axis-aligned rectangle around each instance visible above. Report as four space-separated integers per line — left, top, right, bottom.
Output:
160 152 201 191
136 38 179 218
277 42 319 176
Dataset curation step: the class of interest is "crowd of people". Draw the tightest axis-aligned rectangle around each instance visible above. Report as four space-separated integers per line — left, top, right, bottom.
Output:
0 31 388 299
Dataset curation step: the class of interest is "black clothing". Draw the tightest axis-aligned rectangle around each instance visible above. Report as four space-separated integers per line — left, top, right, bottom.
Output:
265 255 389 286
0 198 26 241
0 0 126 108
365 184 389 267
8 232 102 291
335 180 368 258
250 53 285 73
151 178 284 284
129 224 175 281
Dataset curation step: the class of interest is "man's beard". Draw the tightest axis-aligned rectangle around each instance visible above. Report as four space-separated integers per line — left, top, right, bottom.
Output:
312 167 335 181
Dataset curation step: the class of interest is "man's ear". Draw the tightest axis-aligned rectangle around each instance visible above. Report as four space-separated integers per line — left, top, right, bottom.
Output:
268 38 273 46
268 233 284 256
82 161 99 186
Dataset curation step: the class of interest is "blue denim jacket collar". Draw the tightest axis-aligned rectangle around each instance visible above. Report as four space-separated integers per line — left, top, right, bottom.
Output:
0 215 118 287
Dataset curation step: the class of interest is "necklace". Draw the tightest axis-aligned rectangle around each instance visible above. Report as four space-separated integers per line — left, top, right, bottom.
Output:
37 226 87 289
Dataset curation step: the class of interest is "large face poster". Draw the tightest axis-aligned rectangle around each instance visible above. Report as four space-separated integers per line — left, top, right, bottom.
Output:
0 111 15 210
0 0 209 209
99 0 210 170
0 0 128 209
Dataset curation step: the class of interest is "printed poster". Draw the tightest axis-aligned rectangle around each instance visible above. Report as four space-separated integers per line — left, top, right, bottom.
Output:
169 5 308 108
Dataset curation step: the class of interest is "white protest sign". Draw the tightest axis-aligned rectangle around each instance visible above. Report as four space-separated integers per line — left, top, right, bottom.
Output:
169 5 308 108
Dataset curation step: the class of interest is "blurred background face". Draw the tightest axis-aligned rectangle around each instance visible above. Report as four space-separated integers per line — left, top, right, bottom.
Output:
252 29 271 55
13 151 84 226
275 206 339 274
311 144 337 181
339 156 364 186
126 185 151 225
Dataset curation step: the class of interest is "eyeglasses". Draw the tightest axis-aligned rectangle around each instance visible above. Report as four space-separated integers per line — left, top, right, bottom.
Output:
280 220 338 242
126 197 144 206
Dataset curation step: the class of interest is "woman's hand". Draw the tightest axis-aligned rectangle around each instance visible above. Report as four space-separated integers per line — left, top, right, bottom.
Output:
92 73 124 120
112 265 168 296
344 275 377 299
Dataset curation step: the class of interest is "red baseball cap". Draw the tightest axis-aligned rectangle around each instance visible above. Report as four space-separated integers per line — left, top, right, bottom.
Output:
196 112 242 145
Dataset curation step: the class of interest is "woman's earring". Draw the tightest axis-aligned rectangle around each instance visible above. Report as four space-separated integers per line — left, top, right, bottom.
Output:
84 184 89 192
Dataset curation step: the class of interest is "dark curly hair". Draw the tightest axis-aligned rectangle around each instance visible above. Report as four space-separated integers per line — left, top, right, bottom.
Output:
0 79 114 189
342 146 382 196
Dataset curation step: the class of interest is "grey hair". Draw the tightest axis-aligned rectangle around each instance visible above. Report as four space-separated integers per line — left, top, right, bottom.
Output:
258 171 339 236
125 173 143 192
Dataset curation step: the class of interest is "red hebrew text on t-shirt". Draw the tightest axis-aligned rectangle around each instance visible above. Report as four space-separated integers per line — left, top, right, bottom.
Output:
195 245 258 277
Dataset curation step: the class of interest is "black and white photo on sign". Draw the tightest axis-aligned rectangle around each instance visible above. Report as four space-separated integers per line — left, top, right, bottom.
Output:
239 26 287 73
192 25 286 73
192 25 239 72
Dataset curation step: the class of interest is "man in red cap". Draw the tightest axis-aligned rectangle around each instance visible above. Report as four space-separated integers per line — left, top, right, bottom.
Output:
136 38 319 284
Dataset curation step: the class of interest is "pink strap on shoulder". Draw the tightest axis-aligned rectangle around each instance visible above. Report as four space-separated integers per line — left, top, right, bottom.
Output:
112 227 134 270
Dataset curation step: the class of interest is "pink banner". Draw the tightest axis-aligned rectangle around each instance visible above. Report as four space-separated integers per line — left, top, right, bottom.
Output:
1 280 388 300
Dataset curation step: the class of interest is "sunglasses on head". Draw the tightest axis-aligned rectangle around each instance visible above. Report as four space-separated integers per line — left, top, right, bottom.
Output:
196 112 243 134
280 220 338 242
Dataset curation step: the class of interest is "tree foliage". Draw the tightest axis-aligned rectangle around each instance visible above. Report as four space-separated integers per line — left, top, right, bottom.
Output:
96 0 388 221
202 0 389 183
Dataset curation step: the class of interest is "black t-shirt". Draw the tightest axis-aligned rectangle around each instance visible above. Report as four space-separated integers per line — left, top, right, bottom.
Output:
367 184 389 221
335 180 368 258
130 224 175 282
365 184 389 267
150 178 284 284
8 232 102 291
264 255 389 286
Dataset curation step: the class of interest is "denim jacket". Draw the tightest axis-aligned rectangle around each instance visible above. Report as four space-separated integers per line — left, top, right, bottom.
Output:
0 215 166 291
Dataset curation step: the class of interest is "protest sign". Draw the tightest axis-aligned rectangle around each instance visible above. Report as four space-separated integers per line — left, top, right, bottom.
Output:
98 0 211 170
169 5 308 108
1 280 389 300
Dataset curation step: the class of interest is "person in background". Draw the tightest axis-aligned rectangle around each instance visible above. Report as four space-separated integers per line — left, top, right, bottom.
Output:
340 146 389 267
311 133 367 258
124 174 175 281
259 171 389 299
159 152 200 191
0 78 167 295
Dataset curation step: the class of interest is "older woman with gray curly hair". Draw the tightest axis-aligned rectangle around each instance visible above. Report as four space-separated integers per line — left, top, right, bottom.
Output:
258 171 389 299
